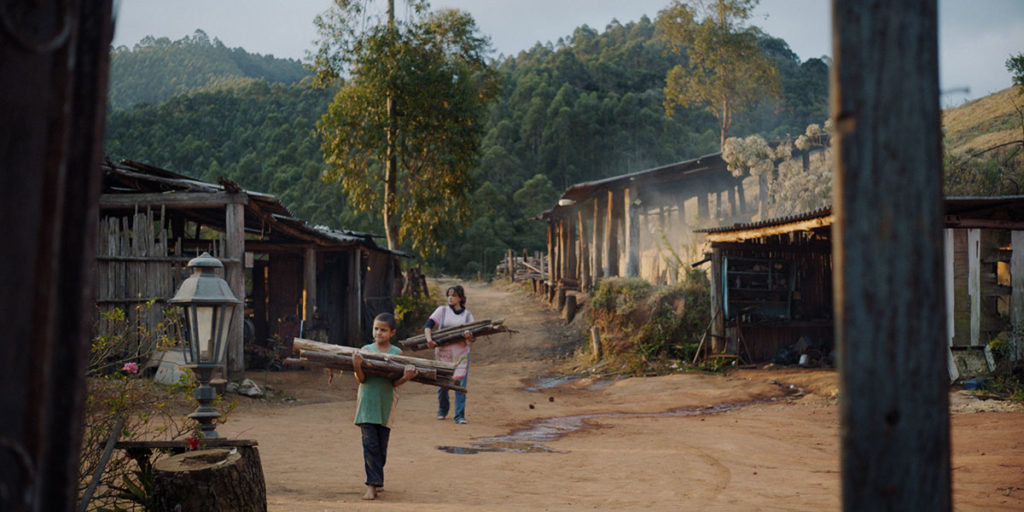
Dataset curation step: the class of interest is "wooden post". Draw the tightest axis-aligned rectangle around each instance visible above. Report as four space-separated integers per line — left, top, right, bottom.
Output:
625 188 640 278
709 247 724 353
565 294 577 323
593 197 604 280
1013 231 1024 361
225 201 245 379
0 2 115 509
578 208 590 289
565 217 577 282
606 189 620 276
303 247 317 322
832 2 950 510
546 222 554 283
590 326 602 360
968 228 981 346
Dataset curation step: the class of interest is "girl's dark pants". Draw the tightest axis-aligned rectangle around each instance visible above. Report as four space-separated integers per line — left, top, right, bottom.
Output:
359 423 390 487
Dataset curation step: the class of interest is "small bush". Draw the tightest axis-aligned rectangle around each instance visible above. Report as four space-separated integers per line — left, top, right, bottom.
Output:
585 271 711 374
394 293 437 340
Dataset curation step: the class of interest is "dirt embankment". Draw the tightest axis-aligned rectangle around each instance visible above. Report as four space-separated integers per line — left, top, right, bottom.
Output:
221 280 1024 512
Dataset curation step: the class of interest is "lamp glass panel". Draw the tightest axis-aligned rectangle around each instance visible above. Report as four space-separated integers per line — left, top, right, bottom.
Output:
196 306 215 362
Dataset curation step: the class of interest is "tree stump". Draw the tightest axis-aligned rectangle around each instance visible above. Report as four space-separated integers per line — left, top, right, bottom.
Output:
152 447 267 512
565 294 577 323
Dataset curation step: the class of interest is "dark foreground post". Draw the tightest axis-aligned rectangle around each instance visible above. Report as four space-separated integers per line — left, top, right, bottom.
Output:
0 1 114 510
832 1 950 510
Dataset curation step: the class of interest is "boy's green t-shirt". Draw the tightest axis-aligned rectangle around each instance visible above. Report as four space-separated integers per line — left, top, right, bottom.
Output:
354 343 403 427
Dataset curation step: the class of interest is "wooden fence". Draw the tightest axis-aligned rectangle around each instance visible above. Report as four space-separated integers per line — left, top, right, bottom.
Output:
94 208 223 363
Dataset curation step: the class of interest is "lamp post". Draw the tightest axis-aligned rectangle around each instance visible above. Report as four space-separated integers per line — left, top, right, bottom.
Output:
169 252 241 438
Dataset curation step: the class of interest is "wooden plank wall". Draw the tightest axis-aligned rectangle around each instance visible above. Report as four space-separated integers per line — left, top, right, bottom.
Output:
95 209 222 359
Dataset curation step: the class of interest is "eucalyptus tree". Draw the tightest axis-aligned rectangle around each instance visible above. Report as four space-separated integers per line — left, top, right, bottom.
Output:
311 0 497 254
657 0 780 149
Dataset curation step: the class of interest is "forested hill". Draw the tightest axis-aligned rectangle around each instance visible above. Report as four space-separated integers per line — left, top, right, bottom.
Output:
108 30 308 111
103 18 830 274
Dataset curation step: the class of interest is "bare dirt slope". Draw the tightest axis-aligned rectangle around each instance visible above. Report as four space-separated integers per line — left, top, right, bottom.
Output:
221 280 1024 511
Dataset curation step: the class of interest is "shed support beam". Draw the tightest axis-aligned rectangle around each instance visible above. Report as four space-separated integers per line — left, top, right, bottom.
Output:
578 209 590 289
593 198 604 280
1012 231 1024 361
606 189 621 276
625 188 640 278
225 202 245 380
304 247 317 322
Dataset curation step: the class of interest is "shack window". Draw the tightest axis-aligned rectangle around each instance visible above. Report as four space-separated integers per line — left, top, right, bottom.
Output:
723 257 794 321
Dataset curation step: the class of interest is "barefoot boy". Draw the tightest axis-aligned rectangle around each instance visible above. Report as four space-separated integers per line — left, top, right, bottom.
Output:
352 313 417 500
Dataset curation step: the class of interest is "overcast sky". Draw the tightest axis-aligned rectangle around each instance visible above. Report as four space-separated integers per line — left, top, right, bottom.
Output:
112 0 1023 107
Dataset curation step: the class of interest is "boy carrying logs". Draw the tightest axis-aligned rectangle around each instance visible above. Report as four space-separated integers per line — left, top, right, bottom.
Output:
352 313 417 500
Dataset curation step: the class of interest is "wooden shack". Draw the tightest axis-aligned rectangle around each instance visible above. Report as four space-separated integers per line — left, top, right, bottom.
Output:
536 152 750 294
697 196 1024 367
97 160 405 378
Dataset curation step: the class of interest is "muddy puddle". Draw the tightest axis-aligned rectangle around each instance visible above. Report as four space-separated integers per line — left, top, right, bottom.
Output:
522 375 624 392
437 400 762 455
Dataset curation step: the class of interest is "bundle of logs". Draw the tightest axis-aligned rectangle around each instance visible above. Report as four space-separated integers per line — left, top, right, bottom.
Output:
395 318 515 352
285 338 466 392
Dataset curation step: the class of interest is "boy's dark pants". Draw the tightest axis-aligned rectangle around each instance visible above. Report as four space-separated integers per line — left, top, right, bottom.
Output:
359 423 390 487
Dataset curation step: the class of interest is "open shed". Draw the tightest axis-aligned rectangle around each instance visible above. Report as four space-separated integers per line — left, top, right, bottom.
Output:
97 160 406 377
537 152 749 295
696 196 1024 371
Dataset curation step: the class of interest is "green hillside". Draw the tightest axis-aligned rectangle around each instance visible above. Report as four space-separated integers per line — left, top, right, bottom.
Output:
108 30 309 111
942 86 1024 196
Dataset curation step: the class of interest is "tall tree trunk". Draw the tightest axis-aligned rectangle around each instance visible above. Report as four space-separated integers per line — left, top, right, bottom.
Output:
832 1 950 510
384 0 399 250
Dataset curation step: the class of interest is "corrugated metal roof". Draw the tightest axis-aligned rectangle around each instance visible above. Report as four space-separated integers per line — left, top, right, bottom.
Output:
101 160 403 255
695 206 833 234
695 196 1024 235
535 152 732 220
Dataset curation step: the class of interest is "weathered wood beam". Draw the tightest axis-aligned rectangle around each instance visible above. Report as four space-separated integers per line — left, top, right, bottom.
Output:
225 203 245 379
625 187 640 277
943 217 1024 229
1013 231 1024 361
833 1 950 510
100 192 246 209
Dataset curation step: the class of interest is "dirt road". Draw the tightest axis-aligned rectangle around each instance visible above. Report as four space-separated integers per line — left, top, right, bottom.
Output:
221 280 1024 511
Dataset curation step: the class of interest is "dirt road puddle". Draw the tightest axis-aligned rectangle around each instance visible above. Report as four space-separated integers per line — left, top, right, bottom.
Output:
437 400 759 455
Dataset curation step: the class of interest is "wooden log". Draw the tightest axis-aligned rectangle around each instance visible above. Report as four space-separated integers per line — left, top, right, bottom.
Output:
151 447 266 512
396 319 514 352
397 319 494 348
286 356 466 391
284 357 466 393
293 338 456 372
300 351 438 381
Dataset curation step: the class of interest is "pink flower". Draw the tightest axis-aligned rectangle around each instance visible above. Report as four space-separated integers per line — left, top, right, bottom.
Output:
122 362 138 374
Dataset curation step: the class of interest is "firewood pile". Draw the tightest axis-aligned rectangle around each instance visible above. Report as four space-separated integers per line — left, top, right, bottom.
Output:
395 319 516 352
495 253 547 281
284 338 466 392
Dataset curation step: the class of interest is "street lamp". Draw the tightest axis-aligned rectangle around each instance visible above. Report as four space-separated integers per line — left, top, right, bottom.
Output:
169 252 240 438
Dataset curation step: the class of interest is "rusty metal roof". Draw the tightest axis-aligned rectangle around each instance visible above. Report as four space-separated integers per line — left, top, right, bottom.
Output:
696 196 1024 235
101 159 403 254
695 206 833 234
535 152 732 220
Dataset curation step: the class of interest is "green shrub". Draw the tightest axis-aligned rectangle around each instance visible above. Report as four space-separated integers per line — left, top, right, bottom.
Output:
394 293 437 340
591 277 653 316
